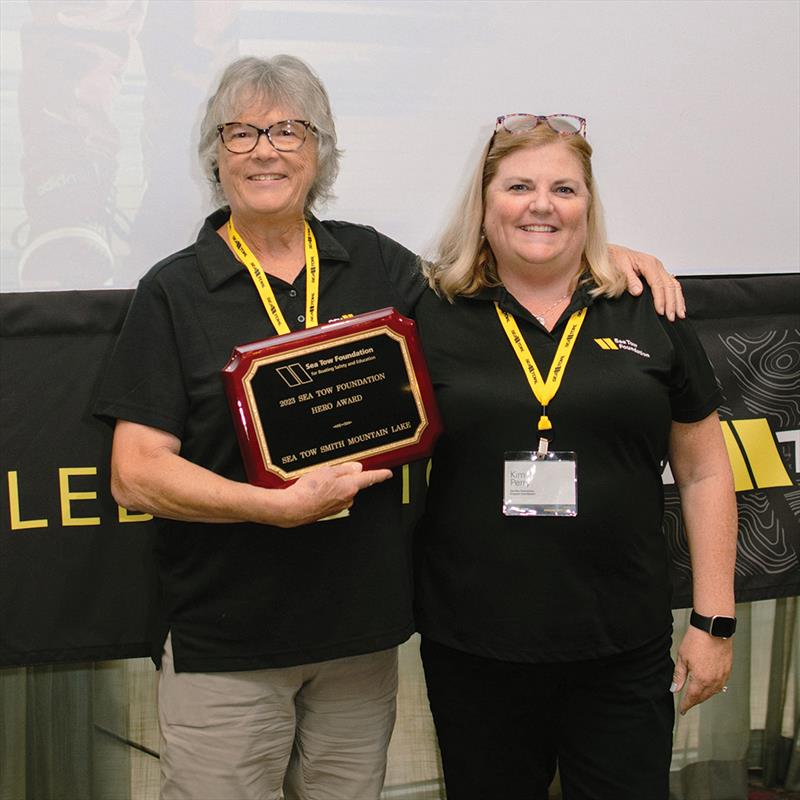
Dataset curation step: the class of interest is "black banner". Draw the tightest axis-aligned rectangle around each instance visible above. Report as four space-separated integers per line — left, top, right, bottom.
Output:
1 276 798 666
0 290 155 667
664 275 800 607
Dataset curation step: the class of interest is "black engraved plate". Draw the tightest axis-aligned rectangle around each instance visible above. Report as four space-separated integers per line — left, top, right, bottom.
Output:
223 308 441 487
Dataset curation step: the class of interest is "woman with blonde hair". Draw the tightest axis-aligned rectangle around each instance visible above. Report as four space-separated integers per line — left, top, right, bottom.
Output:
414 114 736 799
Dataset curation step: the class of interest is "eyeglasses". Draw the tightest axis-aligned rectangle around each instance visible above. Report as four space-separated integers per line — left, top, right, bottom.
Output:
217 119 318 154
495 114 586 137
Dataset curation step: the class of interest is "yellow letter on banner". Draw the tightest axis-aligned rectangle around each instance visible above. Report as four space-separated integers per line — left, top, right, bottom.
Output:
732 418 793 489
59 467 101 526
7 471 48 530
118 506 153 523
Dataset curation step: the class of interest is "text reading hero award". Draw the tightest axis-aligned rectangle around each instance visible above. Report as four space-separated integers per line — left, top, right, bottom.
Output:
223 308 442 488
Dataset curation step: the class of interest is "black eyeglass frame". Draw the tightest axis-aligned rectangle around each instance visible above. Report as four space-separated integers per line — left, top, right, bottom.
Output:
216 119 318 153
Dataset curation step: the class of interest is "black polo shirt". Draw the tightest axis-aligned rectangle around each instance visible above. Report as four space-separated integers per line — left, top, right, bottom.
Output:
413 282 722 663
94 208 426 671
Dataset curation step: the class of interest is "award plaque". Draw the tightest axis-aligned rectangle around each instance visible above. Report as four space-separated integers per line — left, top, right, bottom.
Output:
222 307 442 488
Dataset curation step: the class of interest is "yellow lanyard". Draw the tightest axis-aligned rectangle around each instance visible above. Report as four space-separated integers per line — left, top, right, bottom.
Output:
227 217 320 334
495 302 587 436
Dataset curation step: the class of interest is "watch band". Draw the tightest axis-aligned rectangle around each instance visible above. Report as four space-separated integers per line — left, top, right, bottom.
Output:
690 610 737 638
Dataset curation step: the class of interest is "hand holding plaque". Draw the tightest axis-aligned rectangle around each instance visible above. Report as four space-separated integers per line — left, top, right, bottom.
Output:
222 308 442 488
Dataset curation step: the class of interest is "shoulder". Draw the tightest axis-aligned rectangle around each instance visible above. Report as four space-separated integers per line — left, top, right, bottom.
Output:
316 218 416 258
314 218 382 249
592 287 713 368
414 287 486 331
137 213 224 291
589 285 666 329
317 218 392 241
319 218 378 236
127 246 206 313
138 244 198 285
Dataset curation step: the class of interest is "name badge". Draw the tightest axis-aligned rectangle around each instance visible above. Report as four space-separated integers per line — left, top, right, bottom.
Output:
503 451 578 517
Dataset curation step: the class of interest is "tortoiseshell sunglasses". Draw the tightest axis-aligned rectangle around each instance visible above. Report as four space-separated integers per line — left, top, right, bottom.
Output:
495 114 586 137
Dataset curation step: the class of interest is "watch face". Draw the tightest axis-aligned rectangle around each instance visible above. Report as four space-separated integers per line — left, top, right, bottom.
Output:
710 616 736 638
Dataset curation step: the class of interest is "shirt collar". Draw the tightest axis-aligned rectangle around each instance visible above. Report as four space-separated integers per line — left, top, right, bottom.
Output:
473 277 596 303
196 208 351 291
468 275 598 324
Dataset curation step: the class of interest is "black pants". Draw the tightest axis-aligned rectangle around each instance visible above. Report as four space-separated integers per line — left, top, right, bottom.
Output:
421 634 675 800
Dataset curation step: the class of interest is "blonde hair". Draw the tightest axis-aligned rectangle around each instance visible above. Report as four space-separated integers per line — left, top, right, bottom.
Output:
425 125 626 301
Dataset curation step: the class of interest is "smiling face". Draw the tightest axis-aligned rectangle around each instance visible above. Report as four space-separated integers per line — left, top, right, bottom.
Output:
483 141 590 281
217 97 318 227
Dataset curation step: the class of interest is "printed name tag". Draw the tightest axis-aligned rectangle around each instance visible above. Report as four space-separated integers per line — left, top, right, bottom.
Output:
503 451 577 517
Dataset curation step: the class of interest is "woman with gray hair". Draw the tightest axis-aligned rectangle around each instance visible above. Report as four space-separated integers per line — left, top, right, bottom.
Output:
95 56 683 799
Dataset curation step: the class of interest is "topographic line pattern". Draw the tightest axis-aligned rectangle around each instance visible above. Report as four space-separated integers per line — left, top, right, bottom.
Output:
666 325 799 604
734 493 797 576
720 329 800 427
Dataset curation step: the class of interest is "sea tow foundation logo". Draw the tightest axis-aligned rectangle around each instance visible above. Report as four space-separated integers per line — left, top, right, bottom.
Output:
662 417 796 492
594 337 651 358
276 363 313 388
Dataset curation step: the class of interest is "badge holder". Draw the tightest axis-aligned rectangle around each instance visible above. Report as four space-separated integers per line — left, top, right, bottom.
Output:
503 438 577 517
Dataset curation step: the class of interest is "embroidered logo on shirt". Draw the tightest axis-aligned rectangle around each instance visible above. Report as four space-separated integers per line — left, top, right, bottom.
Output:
593 338 651 358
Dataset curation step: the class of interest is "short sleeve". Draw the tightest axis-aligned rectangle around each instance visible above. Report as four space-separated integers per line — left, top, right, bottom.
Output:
659 315 723 423
375 230 426 316
93 273 189 438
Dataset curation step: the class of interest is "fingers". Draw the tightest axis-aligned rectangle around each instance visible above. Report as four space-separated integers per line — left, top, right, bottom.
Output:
677 673 728 715
330 461 393 490
657 274 686 322
330 461 365 477
650 272 673 320
626 273 644 296
671 655 707 715
355 467 393 490
678 674 705 715
610 242 687 321
674 280 687 319
282 462 392 526
322 465 392 518
671 634 732 715
608 244 644 297
670 657 688 696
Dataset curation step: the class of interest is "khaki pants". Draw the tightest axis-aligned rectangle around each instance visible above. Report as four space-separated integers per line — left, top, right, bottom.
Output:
158 635 398 800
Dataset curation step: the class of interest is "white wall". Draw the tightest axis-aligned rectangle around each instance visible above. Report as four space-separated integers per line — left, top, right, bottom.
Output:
1 0 798 291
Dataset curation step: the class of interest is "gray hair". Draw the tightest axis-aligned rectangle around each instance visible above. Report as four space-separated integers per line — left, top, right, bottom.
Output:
198 55 342 211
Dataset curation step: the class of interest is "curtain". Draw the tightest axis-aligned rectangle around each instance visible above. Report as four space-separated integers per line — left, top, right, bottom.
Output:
0 662 131 800
2 601 797 800
667 598 799 800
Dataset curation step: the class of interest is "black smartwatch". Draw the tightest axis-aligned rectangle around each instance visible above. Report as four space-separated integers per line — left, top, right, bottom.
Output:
690 610 737 638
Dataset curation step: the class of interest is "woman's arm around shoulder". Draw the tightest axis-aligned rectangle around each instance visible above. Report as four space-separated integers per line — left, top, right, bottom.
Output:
609 244 686 321
667 410 737 714
111 420 391 528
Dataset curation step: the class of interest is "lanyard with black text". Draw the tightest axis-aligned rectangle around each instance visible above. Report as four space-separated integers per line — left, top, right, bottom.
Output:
494 302 586 455
227 216 319 334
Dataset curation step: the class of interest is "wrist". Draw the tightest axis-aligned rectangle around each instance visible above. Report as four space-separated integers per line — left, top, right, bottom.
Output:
242 481 291 527
690 609 737 639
